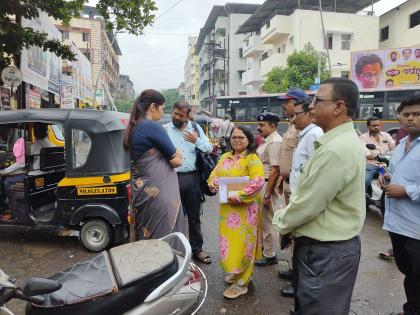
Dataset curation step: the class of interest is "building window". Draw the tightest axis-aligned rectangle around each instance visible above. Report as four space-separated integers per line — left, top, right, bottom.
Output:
409 10 420 29
324 32 333 49
341 71 349 79
380 26 389 42
262 51 269 60
282 44 286 53
82 32 89 42
265 20 270 28
341 34 351 50
60 30 69 40
239 48 243 58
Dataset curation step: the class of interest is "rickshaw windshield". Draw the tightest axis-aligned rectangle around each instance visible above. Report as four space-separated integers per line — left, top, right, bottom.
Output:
51 124 65 142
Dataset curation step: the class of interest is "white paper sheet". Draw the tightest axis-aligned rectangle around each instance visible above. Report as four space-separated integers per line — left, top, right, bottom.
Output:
218 176 249 203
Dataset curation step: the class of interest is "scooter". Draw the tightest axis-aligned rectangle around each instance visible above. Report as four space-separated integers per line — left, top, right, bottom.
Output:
365 143 392 214
0 232 207 315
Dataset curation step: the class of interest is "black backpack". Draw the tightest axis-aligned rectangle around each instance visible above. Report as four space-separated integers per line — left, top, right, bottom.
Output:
192 122 217 198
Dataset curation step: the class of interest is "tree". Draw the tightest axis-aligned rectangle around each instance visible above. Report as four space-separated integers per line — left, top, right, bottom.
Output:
262 43 329 93
0 0 157 69
115 99 133 113
161 89 183 114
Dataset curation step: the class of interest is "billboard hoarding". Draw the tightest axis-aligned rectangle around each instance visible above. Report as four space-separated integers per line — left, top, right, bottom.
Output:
351 47 420 92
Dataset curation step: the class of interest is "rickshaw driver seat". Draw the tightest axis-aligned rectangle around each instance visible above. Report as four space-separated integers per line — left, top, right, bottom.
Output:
39 147 65 172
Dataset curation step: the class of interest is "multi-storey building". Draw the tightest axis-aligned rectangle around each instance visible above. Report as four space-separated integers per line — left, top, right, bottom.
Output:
118 74 136 100
183 36 199 107
237 0 381 94
55 6 122 109
379 0 420 49
196 3 260 110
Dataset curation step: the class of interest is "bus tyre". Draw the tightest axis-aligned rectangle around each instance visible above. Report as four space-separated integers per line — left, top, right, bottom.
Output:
81 219 112 252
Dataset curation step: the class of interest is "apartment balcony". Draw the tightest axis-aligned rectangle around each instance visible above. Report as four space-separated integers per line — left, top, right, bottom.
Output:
242 34 263 58
242 67 264 85
260 52 287 77
261 15 291 45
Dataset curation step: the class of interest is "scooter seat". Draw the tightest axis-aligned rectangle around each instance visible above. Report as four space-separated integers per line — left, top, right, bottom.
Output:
109 239 176 288
26 240 179 315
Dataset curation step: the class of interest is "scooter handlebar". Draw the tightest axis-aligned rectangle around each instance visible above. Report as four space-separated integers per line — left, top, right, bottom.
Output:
143 232 192 303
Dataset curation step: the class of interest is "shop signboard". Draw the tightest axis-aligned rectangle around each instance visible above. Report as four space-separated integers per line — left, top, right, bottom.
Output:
69 43 93 102
21 10 62 94
351 47 420 92
28 88 41 109
0 87 11 110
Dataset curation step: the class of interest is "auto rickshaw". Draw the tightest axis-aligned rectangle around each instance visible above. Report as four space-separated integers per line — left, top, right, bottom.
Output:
0 109 130 251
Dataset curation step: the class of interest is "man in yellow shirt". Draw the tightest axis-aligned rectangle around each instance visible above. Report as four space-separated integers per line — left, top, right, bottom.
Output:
273 78 365 315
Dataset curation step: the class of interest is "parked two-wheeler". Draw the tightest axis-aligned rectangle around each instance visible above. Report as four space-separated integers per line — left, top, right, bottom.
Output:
365 143 392 214
0 232 207 315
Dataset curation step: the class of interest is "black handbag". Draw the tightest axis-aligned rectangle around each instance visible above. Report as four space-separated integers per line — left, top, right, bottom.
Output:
192 122 217 197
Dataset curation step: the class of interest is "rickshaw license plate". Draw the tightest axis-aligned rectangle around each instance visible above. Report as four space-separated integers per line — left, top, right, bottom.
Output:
77 186 117 195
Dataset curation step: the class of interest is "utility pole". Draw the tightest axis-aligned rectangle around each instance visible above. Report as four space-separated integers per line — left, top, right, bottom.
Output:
319 0 332 77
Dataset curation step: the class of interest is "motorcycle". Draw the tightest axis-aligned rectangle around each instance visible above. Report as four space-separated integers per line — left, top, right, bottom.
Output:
365 143 392 215
0 233 207 315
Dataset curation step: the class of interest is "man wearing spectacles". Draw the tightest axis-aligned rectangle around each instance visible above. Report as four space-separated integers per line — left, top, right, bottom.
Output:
355 54 383 89
380 95 420 315
274 88 308 297
273 78 365 315
254 112 282 267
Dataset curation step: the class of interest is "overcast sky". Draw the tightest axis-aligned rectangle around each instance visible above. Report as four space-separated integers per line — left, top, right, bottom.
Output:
115 0 408 94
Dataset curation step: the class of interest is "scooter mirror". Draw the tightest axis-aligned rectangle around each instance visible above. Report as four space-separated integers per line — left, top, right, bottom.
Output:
22 278 62 296
366 144 377 150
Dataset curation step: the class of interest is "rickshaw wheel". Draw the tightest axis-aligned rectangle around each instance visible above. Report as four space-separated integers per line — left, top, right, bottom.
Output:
80 219 113 252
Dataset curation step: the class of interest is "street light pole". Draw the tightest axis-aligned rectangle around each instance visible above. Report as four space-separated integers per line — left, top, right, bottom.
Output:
319 0 332 77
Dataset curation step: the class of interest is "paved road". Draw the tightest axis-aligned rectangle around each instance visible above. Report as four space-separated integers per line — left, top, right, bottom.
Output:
0 195 404 315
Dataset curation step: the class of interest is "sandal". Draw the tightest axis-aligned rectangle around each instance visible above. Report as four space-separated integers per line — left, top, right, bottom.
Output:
193 251 212 264
223 284 248 299
224 273 236 284
378 249 394 260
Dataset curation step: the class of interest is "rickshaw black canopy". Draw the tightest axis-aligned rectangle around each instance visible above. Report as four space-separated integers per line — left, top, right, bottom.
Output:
0 109 130 177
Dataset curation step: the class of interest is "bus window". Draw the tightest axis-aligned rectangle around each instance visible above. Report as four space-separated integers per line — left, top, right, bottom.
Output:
269 98 284 118
230 108 247 121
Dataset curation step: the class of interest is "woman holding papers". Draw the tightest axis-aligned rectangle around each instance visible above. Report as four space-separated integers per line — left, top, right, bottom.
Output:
208 126 264 299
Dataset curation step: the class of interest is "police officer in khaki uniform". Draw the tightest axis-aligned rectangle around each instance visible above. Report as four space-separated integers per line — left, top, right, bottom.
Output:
276 88 308 298
277 89 308 204
254 112 283 266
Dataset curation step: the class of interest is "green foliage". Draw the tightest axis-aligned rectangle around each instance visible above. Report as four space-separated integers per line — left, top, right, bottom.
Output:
262 43 329 93
0 0 157 68
115 98 134 113
161 89 183 114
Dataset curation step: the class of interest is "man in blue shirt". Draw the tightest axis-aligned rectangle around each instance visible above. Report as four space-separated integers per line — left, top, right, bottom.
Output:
381 95 420 315
164 100 213 264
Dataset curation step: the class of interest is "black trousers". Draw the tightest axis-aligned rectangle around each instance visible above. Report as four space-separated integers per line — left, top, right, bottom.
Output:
177 172 203 255
389 232 420 315
292 236 361 315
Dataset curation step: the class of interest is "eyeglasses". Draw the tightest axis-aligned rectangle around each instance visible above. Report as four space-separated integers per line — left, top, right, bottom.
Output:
401 111 420 118
231 136 247 142
294 111 306 117
311 96 337 105
361 72 380 80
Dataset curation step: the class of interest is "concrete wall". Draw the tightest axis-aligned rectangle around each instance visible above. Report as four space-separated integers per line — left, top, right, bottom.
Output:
227 14 249 95
257 9 379 79
379 0 420 49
